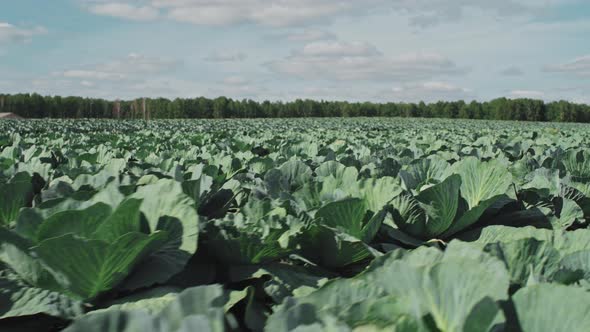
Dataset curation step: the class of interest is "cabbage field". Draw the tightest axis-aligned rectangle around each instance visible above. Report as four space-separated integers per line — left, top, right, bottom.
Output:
2 118 590 331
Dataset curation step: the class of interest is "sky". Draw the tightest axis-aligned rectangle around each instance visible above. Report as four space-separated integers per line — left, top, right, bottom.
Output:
1 0 589 103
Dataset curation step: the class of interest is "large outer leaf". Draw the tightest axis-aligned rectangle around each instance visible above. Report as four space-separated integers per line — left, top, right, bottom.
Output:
315 198 367 238
522 168 562 197
315 162 359 202
391 175 461 239
64 285 232 332
299 225 381 269
449 157 513 209
0 180 33 226
201 197 300 264
315 161 358 185
315 161 348 179
269 241 509 331
460 225 552 244
228 263 331 304
554 228 590 255
563 149 590 182
416 174 461 238
91 287 182 315
314 197 387 244
341 296 421 331
65 310 163 332
390 193 427 238
35 232 167 300
266 300 387 332
557 250 590 281
203 218 298 265
464 226 590 284
35 203 112 242
484 238 562 286
13 196 144 272
280 160 312 191
0 273 84 319
92 198 143 242
373 242 509 332
442 157 512 237
133 179 199 252
513 284 590 332
356 176 402 214
399 157 449 191
157 285 230 331
180 175 213 208
0 227 56 287
265 160 313 200
548 198 583 230
125 179 200 289
461 225 590 254
424 261 505 332
32 180 125 219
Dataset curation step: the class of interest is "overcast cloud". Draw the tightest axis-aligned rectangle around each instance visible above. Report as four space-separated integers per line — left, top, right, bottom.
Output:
1 0 588 102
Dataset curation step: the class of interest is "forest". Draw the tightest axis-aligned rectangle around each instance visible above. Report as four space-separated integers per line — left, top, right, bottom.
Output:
1 93 589 122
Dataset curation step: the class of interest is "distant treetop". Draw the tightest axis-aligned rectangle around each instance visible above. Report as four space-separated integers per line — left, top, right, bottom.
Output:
0 93 588 123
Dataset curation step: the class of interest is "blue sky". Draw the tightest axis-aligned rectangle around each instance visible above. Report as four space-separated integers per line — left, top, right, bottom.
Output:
1 0 589 103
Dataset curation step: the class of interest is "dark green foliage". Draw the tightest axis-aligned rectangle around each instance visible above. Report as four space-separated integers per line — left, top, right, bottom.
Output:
1 93 590 122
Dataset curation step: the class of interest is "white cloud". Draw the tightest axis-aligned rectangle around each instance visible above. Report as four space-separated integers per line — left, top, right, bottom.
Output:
24 53 183 99
421 81 469 92
285 29 337 42
58 53 180 81
88 2 159 21
573 96 590 105
0 22 47 44
26 75 206 100
290 85 385 101
155 0 383 27
166 5 245 25
377 81 473 102
115 53 180 73
204 51 247 62
82 0 576 27
298 86 355 99
9 1 587 104
509 90 545 98
63 70 126 80
506 86 590 102
544 55 590 78
268 40 465 81
399 1 525 27
267 28 337 43
388 0 578 27
222 76 249 86
208 84 268 99
301 41 380 57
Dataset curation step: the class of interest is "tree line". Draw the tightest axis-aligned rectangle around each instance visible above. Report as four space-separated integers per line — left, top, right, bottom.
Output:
1 93 589 123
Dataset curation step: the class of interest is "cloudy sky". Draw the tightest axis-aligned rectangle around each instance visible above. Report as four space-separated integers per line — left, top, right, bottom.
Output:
1 0 589 103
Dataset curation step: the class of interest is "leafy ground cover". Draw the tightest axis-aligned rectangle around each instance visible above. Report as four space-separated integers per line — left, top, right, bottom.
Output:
1 117 590 331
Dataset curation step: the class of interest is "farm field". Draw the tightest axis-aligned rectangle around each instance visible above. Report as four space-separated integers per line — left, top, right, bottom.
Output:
2 117 590 331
